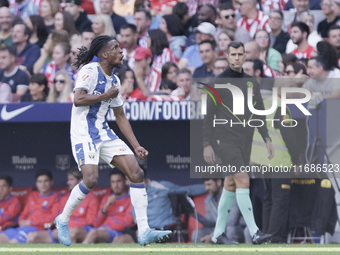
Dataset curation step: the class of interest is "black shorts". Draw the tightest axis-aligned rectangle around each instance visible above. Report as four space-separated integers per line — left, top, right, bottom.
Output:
123 225 138 243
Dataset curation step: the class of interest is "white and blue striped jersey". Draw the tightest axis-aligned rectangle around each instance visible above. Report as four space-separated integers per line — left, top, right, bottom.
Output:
70 62 123 145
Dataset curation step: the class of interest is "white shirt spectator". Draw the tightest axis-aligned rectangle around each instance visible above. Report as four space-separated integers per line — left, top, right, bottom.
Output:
0 82 13 103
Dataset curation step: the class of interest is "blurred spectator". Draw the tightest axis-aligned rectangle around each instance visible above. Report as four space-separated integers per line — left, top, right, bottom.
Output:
113 0 136 16
161 61 178 83
159 14 186 60
288 21 314 59
243 58 274 90
133 47 152 92
328 25 340 58
118 66 145 101
254 29 281 72
0 46 29 102
245 41 277 78
134 7 151 48
268 10 290 54
91 14 116 37
0 176 21 230
8 0 41 22
40 0 60 33
0 82 12 103
21 73 49 102
212 56 228 77
172 2 198 38
178 22 216 73
287 12 321 53
0 169 59 243
70 42 82 73
198 3 217 25
46 70 73 103
304 56 340 98
172 67 191 100
27 168 98 244
99 0 127 35
146 29 176 92
43 42 74 87
54 11 80 39
193 40 216 78
261 0 286 12
12 23 40 74
120 24 138 70
83 170 134 244
219 3 251 45
159 78 178 94
0 7 13 47
285 0 321 11
25 15 48 48
236 0 270 38
185 0 220 16
132 0 162 30
81 28 95 49
318 0 340 38
65 0 92 34
311 41 339 70
34 29 70 74
217 30 234 57
285 62 307 78
333 0 340 16
151 0 178 14
0 0 8 7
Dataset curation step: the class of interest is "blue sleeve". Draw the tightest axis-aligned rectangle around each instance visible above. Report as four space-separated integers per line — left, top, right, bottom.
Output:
161 181 207 197
181 46 193 59
23 45 41 74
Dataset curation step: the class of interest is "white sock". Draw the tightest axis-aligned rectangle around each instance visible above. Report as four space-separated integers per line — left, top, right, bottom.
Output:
59 181 90 222
130 183 149 235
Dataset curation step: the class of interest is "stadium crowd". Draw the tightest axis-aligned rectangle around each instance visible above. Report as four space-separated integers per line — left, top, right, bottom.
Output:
0 0 339 246
0 0 339 103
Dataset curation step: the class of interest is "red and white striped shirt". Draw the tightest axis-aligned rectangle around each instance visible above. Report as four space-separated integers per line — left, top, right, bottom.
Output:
263 63 277 78
291 45 314 59
147 48 176 92
185 0 220 15
237 10 271 38
260 0 286 13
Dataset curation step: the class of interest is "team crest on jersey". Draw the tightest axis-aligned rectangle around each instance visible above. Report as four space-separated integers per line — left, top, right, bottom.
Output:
42 200 48 209
118 206 124 212
0 208 4 215
88 152 95 159
79 207 84 214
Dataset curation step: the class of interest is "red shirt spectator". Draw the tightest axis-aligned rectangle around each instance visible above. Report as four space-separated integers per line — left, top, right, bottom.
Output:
260 0 286 13
60 192 99 228
19 191 60 230
291 45 314 59
150 0 178 13
0 195 21 230
237 9 271 38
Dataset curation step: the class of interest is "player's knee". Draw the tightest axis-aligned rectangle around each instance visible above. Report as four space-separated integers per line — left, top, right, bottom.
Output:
83 175 98 189
129 168 144 183
26 232 37 243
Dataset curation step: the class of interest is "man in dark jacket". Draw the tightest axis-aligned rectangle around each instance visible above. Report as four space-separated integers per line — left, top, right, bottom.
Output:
268 10 290 54
65 0 92 34
202 41 274 245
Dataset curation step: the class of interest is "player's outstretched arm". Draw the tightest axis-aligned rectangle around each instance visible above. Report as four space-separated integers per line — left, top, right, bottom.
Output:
74 87 119 107
113 107 148 159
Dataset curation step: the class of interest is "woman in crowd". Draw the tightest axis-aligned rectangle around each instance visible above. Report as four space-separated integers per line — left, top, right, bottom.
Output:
21 74 49 102
46 70 73 102
54 11 79 39
278 53 297 75
284 62 307 79
91 14 116 37
161 61 178 83
26 15 49 48
118 66 145 101
254 29 281 72
159 14 187 59
286 12 322 53
43 42 74 87
34 30 70 74
311 41 339 70
217 29 235 57
147 29 176 91
40 0 60 33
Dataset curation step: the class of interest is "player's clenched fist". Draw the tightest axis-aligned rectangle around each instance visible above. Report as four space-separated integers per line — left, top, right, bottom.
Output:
135 146 149 160
106 86 119 99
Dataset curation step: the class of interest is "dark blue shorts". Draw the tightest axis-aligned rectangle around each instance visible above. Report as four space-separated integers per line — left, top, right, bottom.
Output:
3 226 39 243
100 225 122 243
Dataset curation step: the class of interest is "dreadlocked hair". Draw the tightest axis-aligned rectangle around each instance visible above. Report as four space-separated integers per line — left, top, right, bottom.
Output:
74 35 114 69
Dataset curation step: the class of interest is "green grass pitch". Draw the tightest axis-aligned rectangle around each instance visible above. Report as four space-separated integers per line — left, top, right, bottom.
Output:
1 244 340 255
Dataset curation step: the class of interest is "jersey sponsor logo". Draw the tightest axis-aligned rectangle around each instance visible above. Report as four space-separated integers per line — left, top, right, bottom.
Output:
1 104 34 121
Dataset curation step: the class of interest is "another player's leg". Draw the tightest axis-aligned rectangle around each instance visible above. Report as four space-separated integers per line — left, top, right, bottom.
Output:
56 164 98 246
233 172 271 244
0 233 10 243
26 231 54 243
111 155 172 245
69 227 89 243
211 177 238 245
